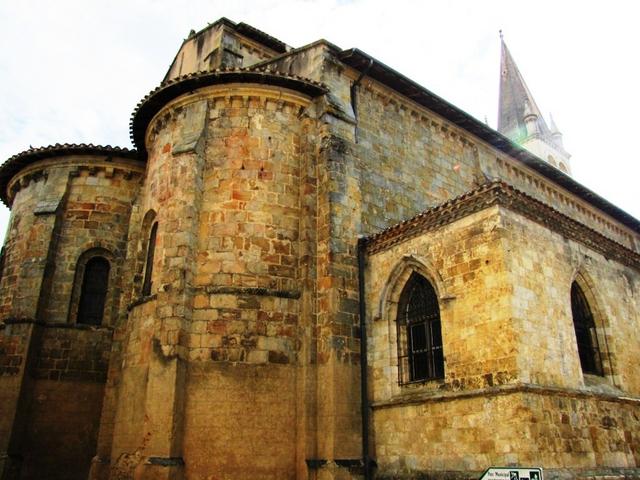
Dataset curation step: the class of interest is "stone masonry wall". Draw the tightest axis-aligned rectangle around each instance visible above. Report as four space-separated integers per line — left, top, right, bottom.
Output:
164 23 278 81
18 324 111 480
0 156 143 325
266 44 369 470
373 390 640 479
355 85 482 234
0 153 143 480
108 83 325 479
43 163 143 325
0 322 29 377
184 86 311 479
0 321 34 472
266 44 636 253
365 202 640 478
18 378 106 480
351 74 638 251
109 299 155 469
366 207 515 403
499 207 640 394
0 176 51 319
0 321 112 480
32 325 111 382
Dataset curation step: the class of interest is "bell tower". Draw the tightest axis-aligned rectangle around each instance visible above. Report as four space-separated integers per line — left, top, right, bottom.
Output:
498 33 572 175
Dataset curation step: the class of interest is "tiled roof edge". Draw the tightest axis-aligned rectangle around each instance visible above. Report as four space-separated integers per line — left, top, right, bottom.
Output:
0 143 140 206
364 180 640 272
130 68 328 156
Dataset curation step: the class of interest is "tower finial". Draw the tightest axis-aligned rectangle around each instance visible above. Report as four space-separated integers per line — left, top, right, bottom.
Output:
549 113 564 148
499 29 503 41
523 99 539 137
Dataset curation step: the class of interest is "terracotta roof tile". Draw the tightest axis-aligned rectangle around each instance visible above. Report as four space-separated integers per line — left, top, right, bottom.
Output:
0 143 140 206
130 68 328 156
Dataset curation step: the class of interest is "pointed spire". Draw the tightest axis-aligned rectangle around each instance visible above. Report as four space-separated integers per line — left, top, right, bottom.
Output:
549 113 564 148
496 35 572 175
549 113 560 134
498 35 551 143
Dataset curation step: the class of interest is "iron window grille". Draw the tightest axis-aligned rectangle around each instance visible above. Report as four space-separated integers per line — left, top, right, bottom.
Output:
397 272 444 384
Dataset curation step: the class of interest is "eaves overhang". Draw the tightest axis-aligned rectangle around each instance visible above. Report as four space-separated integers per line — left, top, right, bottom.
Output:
0 143 140 207
363 181 640 272
338 48 640 234
130 68 328 157
234 21 288 54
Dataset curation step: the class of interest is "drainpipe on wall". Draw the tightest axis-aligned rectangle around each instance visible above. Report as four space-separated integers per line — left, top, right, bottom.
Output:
350 58 373 143
357 236 372 480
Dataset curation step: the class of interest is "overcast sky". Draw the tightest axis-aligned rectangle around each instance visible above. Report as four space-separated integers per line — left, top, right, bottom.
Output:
1 0 638 242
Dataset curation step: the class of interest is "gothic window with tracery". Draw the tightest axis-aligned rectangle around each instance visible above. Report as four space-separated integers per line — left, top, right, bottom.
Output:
571 282 603 376
397 272 444 384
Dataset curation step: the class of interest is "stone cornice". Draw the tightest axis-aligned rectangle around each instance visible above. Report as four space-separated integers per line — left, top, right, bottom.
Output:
1 317 114 332
364 181 640 272
202 285 301 299
6 162 144 207
130 68 328 157
0 144 141 206
371 382 640 410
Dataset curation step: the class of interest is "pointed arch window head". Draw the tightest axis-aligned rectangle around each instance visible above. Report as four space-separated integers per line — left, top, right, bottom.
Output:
77 257 110 326
571 282 603 376
142 222 158 297
397 272 444 384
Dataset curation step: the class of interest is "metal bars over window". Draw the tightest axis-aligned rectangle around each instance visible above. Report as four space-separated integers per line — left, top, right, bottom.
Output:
397 272 444 384
571 282 603 376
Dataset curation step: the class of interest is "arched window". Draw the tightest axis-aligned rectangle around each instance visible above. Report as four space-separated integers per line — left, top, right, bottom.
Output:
571 282 603 376
559 162 568 173
397 272 444 383
142 222 158 296
77 256 110 325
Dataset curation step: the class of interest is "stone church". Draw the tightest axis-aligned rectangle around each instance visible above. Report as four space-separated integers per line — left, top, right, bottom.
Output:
0 18 639 480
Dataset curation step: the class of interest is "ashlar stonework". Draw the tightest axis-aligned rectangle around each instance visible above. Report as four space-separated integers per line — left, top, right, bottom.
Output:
0 17 639 480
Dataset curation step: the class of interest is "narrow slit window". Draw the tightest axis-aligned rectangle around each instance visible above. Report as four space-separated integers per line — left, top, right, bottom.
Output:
397 273 444 383
77 257 110 326
142 222 158 297
571 282 603 376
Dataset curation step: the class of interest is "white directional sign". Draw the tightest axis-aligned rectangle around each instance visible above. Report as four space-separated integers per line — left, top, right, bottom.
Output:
480 467 543 480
